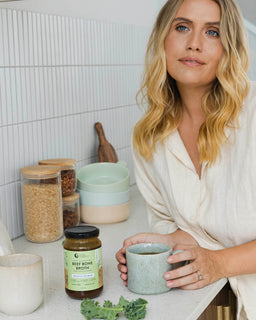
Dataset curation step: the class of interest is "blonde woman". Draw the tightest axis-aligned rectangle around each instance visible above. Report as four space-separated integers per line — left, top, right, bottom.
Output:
116 0 256 319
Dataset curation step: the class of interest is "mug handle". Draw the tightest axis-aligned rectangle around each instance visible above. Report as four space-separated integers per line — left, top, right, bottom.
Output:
172 249 183 255
170 250 189 268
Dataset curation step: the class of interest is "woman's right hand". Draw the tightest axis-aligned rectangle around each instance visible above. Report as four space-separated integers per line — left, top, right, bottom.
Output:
115 232 173 286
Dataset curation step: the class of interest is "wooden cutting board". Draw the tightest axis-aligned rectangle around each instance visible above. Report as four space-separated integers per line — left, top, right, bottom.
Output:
95 122 118 163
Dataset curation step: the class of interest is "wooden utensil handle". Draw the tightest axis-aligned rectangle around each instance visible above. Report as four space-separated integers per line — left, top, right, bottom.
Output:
95 122 107 144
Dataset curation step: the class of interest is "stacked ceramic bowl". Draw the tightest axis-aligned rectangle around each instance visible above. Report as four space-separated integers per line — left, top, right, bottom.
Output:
77 161 130 224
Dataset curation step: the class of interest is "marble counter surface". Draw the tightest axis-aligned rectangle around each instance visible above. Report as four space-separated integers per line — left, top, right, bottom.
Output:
4 185 226 320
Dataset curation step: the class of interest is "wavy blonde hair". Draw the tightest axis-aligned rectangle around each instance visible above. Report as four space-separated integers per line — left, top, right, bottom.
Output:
133 0 250 164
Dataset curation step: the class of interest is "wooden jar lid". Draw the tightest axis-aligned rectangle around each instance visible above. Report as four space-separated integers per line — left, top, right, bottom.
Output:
62 192 80 203
20 165 61 179
38 158 76 168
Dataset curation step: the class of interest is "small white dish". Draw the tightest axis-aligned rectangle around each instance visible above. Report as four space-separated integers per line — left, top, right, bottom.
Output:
0 253 43 316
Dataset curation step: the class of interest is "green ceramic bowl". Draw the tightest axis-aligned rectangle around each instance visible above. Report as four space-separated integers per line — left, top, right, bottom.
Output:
77 161 130 193
77 188 130 206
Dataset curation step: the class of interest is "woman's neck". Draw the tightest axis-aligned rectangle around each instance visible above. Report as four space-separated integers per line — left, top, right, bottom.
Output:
177 83 209 125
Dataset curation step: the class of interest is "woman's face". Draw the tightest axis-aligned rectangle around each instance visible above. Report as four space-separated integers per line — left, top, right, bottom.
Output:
164 0 223 89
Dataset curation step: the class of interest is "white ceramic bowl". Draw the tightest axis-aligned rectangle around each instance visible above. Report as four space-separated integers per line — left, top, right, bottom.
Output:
80 201 130 224
78 188 130 207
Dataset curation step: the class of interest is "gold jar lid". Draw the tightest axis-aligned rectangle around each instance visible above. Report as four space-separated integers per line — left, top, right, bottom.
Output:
38 158 76 170
62 192 80 203
20 165 61 179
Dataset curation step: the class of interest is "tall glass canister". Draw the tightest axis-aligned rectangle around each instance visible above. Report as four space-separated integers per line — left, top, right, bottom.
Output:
20 165 63 242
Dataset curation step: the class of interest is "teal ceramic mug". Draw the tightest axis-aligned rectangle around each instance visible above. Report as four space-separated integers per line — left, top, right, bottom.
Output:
126 243 184 295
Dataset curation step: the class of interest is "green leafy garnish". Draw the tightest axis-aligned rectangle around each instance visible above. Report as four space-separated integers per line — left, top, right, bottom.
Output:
81 296 148 320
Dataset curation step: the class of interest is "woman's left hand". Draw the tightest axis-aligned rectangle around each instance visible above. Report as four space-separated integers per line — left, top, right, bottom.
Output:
164 244 226 289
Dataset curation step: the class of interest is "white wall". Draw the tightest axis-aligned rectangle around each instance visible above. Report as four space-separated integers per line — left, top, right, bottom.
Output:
0 0 161 26
235 0 256 25
0 1 164 239
245 20 256 81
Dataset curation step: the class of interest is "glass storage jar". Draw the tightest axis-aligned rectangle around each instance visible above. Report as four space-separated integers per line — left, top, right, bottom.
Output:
62 192 80 230
20 165 63 243
38 158 77 197
63 225 103 300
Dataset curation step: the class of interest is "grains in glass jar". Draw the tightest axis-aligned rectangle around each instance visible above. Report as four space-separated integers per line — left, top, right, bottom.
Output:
20 165 63 243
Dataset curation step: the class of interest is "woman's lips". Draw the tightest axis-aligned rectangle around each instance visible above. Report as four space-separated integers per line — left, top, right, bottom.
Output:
179 57 205 67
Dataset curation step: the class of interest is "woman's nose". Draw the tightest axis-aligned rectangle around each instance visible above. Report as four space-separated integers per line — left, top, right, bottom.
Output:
186 31 202 52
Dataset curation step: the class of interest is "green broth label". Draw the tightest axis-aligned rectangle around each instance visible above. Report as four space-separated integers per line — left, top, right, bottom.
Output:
64 248 103 291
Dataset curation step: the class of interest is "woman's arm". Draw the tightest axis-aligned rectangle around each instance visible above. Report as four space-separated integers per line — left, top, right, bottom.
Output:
218 239 256 278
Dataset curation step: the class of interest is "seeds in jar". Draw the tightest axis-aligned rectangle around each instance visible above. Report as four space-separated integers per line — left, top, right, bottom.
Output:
61 170 76 196
22 183 63 242
63 208 80 230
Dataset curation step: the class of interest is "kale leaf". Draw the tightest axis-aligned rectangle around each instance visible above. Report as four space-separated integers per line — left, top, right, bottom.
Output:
124 298 148 320
81 296 148 320
81 298 122 320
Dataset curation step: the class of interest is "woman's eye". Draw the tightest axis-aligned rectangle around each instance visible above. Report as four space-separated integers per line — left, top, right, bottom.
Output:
207 29 219 37
176 25 188 32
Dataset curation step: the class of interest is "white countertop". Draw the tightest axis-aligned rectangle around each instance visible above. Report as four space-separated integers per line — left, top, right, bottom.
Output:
4 185 226 320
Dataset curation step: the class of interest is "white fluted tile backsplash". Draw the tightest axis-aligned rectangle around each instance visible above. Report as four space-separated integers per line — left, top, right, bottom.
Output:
0 7 148 238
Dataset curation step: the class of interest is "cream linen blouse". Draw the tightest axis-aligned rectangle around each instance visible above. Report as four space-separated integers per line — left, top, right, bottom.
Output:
132 82 256 320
